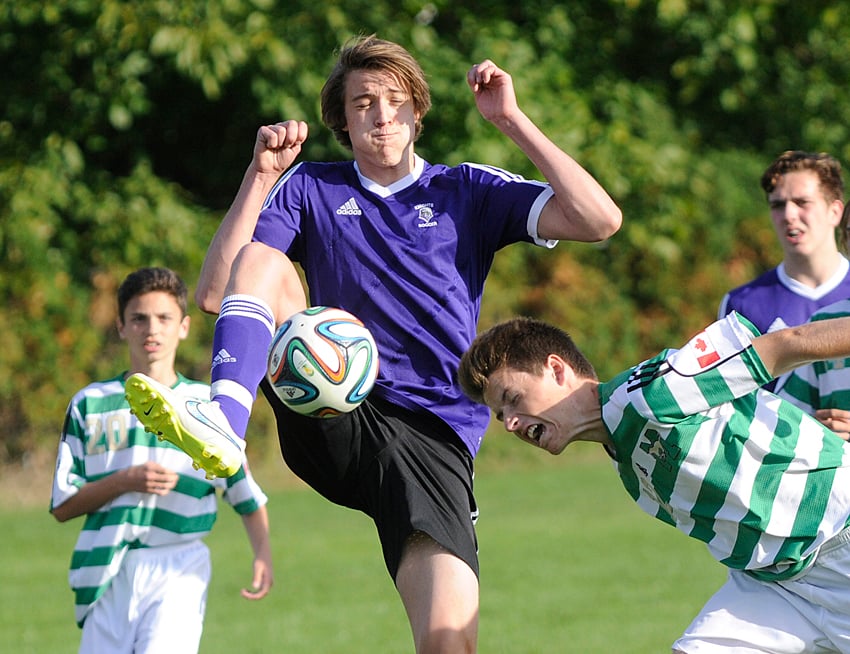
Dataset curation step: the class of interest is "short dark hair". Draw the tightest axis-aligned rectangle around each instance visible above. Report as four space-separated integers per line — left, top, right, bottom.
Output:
760 150 844 204
320 35 431 150
458 317 597 405
117 267 188 323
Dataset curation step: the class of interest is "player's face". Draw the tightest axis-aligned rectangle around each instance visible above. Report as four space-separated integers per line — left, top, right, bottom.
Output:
118 291 189 372
767 170 843 259
343 68 419 185
482 359 573 455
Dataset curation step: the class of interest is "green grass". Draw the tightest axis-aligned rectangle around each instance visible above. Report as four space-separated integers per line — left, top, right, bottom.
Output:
2 450 724 653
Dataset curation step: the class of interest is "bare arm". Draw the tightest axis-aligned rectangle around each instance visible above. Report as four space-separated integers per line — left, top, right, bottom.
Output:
812 409 850 440
467 60 622 243
51 462 178 522
195 121 309 313
753 317 850 378
238 505 274 600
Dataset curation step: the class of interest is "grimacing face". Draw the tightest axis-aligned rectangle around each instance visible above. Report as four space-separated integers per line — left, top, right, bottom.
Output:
343 68 419 181
481 358 573 455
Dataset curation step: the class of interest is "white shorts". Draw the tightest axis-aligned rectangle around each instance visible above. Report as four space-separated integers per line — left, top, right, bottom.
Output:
79 540 211 654
673 527 850 653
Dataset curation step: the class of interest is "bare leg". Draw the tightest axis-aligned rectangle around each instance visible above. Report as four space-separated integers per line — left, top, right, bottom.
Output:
231 248 480 650
396 532 479 654
226 242 307 325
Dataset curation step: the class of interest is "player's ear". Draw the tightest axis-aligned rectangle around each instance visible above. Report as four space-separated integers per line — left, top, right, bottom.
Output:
547 354 570 386
116 316 126 340
179 315 191 340
829 198 844 227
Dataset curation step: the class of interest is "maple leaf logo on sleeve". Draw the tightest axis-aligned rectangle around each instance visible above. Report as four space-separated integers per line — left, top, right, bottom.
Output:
693 335 720 368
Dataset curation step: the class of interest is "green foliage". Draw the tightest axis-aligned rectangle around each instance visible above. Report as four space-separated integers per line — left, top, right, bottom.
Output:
0 0 844 462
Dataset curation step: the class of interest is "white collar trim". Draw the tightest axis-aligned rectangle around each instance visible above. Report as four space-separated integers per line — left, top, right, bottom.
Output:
354 155 425 198
777 256 850 299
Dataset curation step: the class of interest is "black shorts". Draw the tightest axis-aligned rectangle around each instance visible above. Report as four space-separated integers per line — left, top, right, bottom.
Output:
259 379 479 580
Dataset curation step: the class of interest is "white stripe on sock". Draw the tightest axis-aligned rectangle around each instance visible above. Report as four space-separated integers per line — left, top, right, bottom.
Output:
218 294 276 336
211 379 256 412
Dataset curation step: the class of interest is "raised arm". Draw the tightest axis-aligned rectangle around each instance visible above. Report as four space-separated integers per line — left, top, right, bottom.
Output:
753 317 850 378
467 60 622 243
195 121 309 313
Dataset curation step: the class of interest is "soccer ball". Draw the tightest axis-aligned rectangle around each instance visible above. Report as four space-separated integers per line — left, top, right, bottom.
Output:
266 306 379 418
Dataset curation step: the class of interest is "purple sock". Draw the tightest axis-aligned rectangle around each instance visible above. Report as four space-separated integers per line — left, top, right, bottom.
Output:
210 295 275 438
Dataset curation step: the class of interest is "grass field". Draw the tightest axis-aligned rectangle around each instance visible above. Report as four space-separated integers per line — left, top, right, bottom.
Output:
2 447 725 652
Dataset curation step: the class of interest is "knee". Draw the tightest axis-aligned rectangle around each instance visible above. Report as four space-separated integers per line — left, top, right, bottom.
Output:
230 243 307 320
233 242 291 277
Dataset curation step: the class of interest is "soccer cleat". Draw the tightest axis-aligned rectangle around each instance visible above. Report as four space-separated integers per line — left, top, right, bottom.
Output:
125 373 246 479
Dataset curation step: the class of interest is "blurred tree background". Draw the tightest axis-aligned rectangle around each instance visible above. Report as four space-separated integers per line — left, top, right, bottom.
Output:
3 0 850 467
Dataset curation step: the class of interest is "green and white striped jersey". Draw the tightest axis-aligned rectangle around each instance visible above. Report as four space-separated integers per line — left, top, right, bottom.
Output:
599 312 850 581
51 373 268 627
778 299 850 417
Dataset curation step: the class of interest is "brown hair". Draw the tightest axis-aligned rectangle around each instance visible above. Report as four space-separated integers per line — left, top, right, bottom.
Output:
760 150 844 204
117 267 188 323
320 35 431 150
458 317 597 405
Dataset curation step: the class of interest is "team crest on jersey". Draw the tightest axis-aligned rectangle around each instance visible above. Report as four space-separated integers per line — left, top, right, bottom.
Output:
415 203 438 228
639 429 681 471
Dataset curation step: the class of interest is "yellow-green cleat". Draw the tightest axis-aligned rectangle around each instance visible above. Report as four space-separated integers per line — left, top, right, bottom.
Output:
125 373 246 479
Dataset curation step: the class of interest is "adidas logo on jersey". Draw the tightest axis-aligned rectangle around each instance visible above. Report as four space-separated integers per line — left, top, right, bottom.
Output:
336 198 362 216
211 348 237 369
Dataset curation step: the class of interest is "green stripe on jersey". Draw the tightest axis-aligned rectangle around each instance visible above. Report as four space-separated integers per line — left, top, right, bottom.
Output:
54 373 267 626
601 313 850 579
780 299 850 415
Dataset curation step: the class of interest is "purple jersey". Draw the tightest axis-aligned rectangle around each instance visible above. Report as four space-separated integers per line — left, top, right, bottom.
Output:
718 260 850 335
718 260 850 392
254 155 555 455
